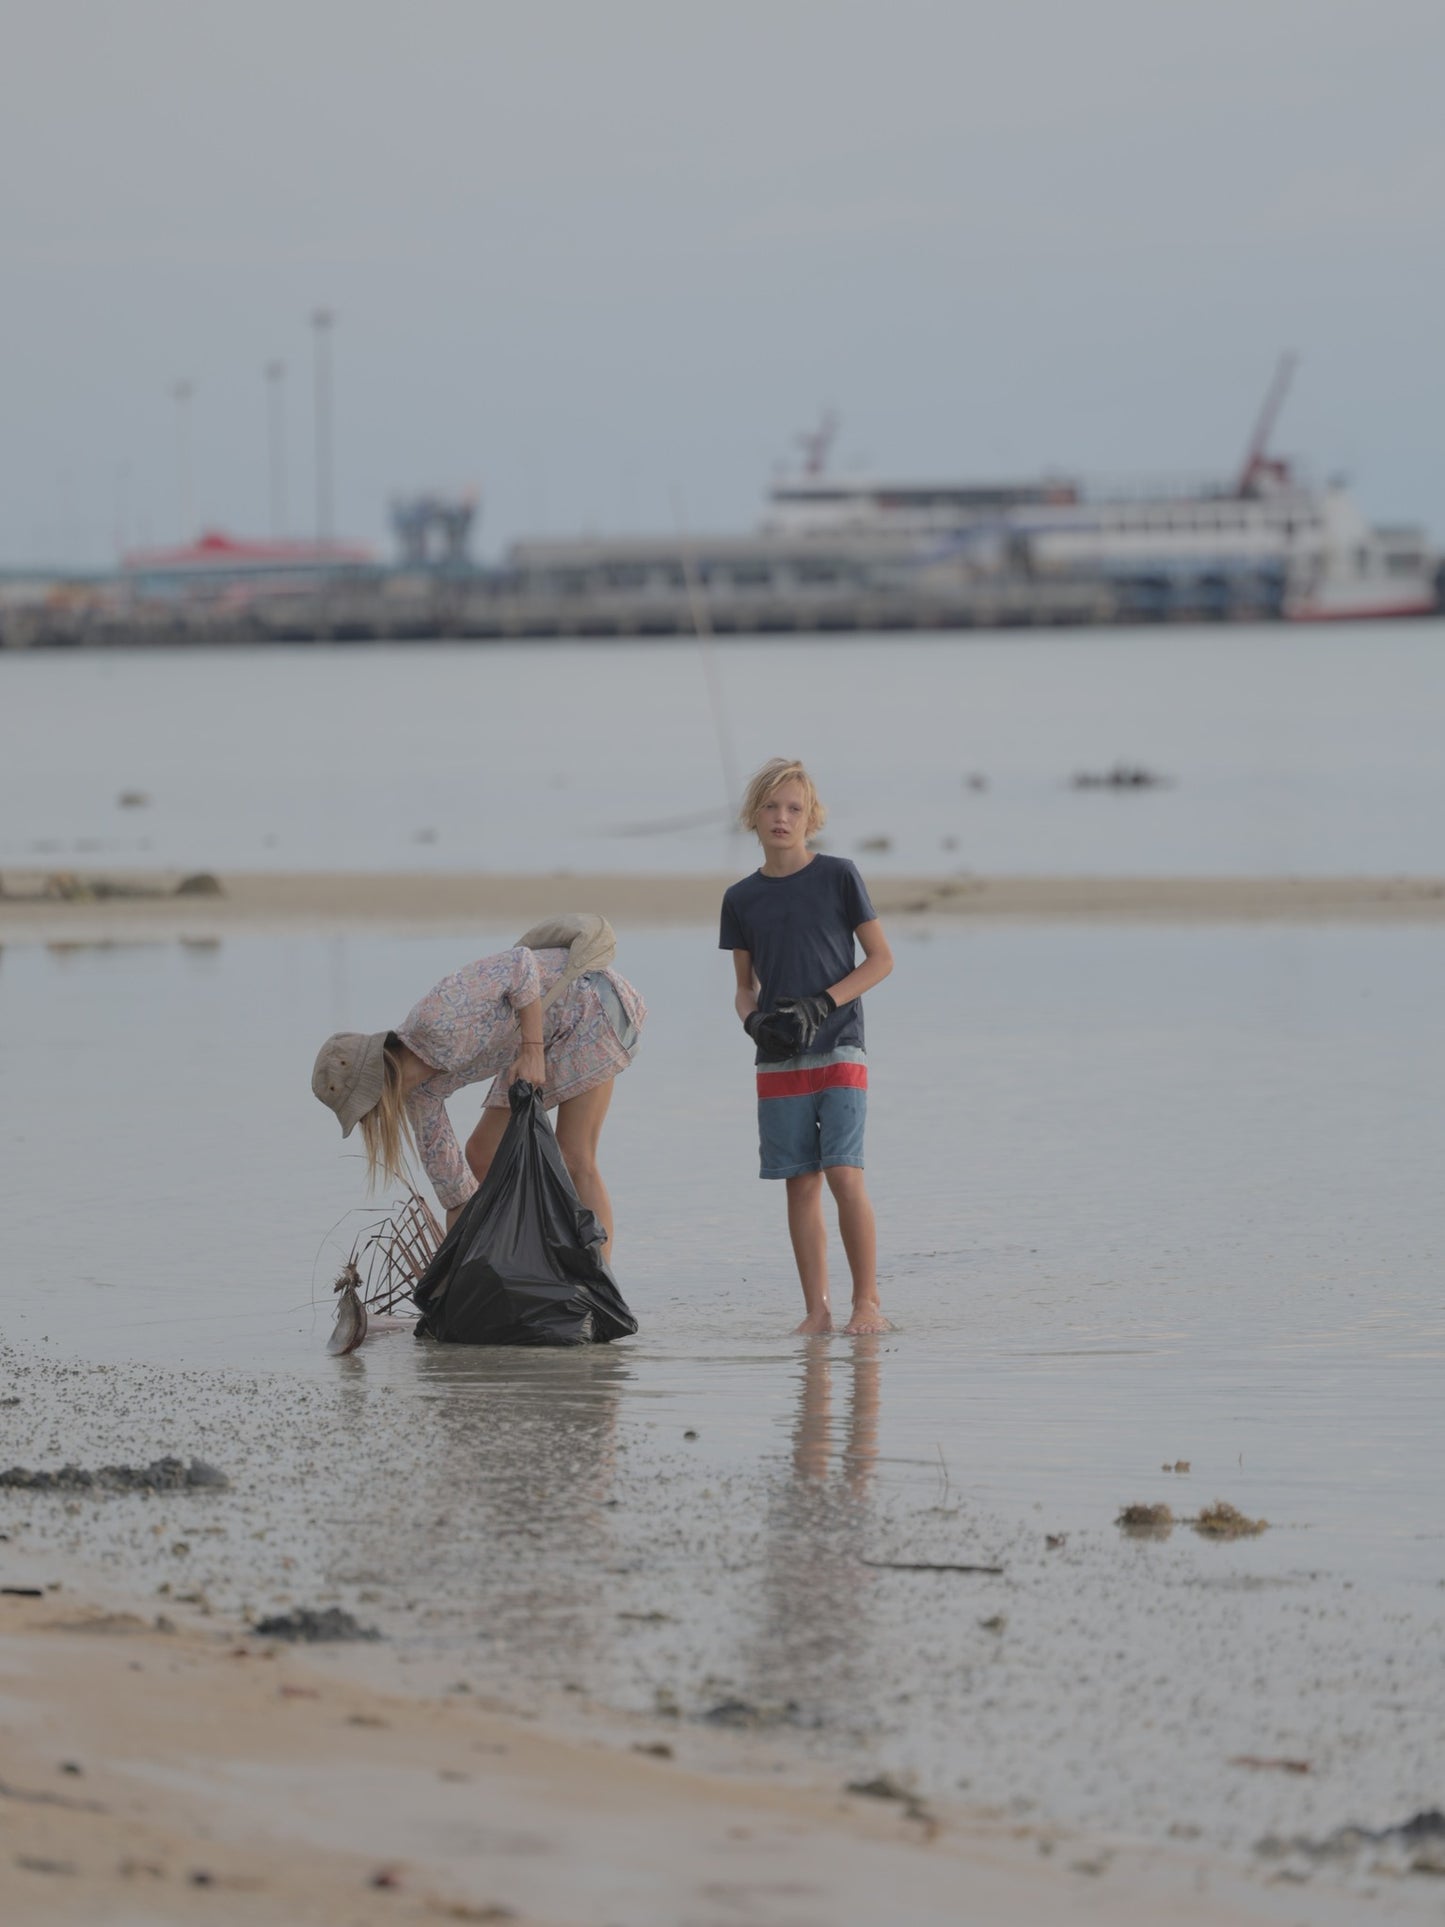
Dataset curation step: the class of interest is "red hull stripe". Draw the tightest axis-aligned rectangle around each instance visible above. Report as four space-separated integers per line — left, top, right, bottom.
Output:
757 1061 869 1099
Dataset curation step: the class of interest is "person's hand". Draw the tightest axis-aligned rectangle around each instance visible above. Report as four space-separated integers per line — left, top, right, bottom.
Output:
773 991 836 1052
507 1040 546 1092
744 1008 796 1060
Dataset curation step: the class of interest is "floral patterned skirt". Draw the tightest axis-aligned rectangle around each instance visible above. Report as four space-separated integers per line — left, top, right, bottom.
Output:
481 968 645 1110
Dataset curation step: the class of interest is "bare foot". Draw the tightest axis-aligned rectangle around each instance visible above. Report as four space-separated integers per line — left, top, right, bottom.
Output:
792 1308 833 1336
843 1301 891 1335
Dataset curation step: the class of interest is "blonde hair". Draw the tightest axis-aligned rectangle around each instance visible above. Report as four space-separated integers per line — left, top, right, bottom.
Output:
739 757 827 836
357 1037 417 1192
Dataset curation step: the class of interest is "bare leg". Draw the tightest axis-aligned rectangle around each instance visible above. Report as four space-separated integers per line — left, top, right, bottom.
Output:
555 1078 616 1256
785 1171 832 1334
448 1108 510 1228
463 1107 509 1187
825 1165 891 1334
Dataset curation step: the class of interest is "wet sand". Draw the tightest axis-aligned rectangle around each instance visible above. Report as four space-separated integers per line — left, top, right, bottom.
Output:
0 1581 1396 1926
3 867 1445 943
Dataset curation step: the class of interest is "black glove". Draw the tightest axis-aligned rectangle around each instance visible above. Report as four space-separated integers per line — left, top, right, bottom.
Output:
773 991 837 1053
744 1007 797 1061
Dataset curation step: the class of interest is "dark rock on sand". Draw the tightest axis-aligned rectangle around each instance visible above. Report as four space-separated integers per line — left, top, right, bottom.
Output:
0 1457 229 1493
250 1607 381 1643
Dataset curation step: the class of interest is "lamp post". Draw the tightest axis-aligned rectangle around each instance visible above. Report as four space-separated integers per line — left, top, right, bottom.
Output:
171 380 194 542
265 359 288 538
310 308 335 545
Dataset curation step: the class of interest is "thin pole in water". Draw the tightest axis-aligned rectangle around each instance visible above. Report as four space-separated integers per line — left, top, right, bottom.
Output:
674 488 741 827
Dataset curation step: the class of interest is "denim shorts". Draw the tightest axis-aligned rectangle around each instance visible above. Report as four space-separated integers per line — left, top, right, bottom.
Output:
756 1049 868 1179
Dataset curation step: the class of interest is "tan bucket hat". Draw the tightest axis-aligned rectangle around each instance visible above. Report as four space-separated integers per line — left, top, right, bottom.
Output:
312 1031 390 1136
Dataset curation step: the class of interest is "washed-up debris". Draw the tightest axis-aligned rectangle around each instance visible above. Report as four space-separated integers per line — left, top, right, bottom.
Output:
1045 1534 1067 1550
1116 1502 1174 1537
846 1773 937 1831
700 1696 804 1730
1071 764 1172 790
0 1456 228 1493
857 835 893 852
116 790 151 808
978 1613 1007 1634
251 1607 380 1643
861 1558 1004 1575
15 1855 77 1875
329 1190 443 1333
848 1773 913 1801
1194 1500 1268 1538
0 1774 107 1814
1232 1755 1310 1774
1161 1459 1191 1473
328 1262 368 1356
1 1586 44 1598
632 1741 674 1759
1257 1808 1445 1876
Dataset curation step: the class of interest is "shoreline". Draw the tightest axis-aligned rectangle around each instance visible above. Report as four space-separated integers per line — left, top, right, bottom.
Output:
0 1573 1377 1926
3 868 1445 943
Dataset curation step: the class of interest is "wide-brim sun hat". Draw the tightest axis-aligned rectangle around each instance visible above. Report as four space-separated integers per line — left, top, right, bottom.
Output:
312 1031 390 1136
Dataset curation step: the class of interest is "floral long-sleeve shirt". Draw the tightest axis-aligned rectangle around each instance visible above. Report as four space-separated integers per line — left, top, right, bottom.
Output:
395 947 543 1210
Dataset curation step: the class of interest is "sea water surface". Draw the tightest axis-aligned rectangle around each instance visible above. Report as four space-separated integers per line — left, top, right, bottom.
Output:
3 621 1445 876
3 921 1442 1859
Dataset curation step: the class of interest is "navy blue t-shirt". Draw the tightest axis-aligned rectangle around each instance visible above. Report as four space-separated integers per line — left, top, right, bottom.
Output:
719 854 877 1059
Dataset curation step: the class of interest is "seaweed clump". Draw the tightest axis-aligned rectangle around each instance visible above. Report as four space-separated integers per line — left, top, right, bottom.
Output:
1116 1502 1174 1538
1194 1500 1268 1538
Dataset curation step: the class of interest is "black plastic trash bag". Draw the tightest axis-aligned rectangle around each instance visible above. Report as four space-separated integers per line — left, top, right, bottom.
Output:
413 1081 638 1347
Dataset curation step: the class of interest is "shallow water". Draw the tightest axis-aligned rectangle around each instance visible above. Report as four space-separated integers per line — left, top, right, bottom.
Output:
3 923 1442 1856
4 622 1445 876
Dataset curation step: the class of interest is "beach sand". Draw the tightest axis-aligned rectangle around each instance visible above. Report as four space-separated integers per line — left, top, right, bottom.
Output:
0 1583 1389 1927
2 868 1444 944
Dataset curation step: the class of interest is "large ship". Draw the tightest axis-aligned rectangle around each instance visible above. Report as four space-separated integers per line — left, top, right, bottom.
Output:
762 362 1437 623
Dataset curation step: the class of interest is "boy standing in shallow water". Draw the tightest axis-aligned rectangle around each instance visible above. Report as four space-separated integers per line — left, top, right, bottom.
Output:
720 758 894 1335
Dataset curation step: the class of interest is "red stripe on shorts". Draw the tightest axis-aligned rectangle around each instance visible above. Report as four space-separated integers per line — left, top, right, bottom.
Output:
756 1061 869 1100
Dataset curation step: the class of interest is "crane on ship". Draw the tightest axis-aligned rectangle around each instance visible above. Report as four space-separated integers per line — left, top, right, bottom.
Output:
1236 353 1298 498
795 409 839 477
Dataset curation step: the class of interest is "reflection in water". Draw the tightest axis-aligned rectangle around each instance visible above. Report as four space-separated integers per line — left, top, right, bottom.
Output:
322 1344 629 1675
745 1338 884 1717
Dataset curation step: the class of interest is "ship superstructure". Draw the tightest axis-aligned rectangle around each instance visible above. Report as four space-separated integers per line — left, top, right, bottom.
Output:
762 364 1436 622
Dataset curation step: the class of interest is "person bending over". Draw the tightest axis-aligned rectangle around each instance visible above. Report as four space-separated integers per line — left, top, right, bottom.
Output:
312 947 644 1250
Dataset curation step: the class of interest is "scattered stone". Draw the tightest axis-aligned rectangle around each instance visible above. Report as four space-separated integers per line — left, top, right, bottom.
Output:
632 1741 674 1759
1045 1534 1067 1550
978 1614 1007 1634
0 1456 229 1494
174 872 223 896
701 1696 804 1730
1257 1809 1445 1877
117 790 151 808
683 1429 698 1441
250 1607 380 1643
16 1855 77 1875
617 1610 671 1622
1 1586 43 1598
425 1902 517 1922
847 1773 912 1801
857 835 893 852
1116 1502 1174 1537
1071 764 1171 790
1161 1460 1191 1473
59 1761 83 1776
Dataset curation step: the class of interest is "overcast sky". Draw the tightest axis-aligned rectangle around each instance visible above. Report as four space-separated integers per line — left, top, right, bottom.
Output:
2 0 1441 566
